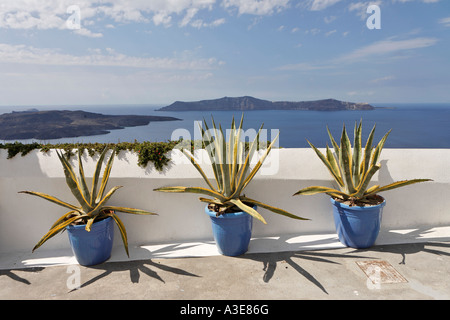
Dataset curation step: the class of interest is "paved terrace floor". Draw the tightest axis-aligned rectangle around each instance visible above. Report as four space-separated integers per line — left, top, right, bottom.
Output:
1 235 450 301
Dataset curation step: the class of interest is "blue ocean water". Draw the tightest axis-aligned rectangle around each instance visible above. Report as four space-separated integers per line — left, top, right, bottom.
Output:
1 103 449 148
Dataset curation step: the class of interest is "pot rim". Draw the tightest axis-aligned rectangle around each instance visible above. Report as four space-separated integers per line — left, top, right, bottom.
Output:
330 196 386 211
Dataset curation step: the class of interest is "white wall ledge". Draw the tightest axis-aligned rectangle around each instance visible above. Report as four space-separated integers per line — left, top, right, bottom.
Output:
1 148 449 267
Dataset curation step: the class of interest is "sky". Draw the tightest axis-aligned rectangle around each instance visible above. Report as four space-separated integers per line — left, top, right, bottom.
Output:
0 0 449 106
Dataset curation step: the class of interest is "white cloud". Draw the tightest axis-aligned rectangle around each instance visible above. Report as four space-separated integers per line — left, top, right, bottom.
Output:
348 1 382 20
275 62 334 71
73 28 103 38
325 29 337 36
276 37 438 71
222 0 290 15
394 0 440 3
309 0 342 11
0 43 223 70
338 37 439 62
190 18 226 28
0 0 222 33
439 17 450 27
370 75 396 83
324 16 337 23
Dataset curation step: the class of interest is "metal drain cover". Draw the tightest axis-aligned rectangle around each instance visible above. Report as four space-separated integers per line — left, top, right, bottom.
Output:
356 260 408 284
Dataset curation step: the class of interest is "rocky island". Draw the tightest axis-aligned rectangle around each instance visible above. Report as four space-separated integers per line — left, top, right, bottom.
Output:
0 110 180 140
158 96 374 112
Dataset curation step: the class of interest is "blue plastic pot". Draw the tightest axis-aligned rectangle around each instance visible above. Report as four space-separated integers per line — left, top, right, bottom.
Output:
205 205 254 256
66 216 114 266
331 197 386 249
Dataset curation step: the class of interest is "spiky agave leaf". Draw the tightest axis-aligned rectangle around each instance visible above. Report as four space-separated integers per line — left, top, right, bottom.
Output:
155 115 308 224
55 150 91 213
32 213 89 252
294 122 431 202
90 147 110 205
21 147 157 255
363 179 432 197
18 191 81 212
241 196 310 221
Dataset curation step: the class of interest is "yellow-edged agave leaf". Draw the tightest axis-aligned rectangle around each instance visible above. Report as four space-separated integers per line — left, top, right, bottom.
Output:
352 121 362 186
22 147 157 255
91 147 109 205
102 206 157 215
295 121 431 203
77 149 90 206
371 129 391 167
198 197 233 207
33 214 89 252
56 150 91 212
217 123 232 197
155 115 306 224
182 149 217 192
231 123 264 198
199 119 222 192
106 212 129 257
340 125 355 194
360 124 376 177
50 210 80 229
241 196 309 221
230 115 244 190
327 125 340 156
210 117 226 190
294 186 348 198
154 186 228 202
85 217 96 232
365 184 380 195
91 185 123 214
364 179 432 197
308 140 343 188
240 131 279 192
353 164 381 198
228 198 267 224
95 150 115 203
18 191 80 212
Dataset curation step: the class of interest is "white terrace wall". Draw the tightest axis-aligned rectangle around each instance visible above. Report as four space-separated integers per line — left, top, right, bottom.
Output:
0 148 449 254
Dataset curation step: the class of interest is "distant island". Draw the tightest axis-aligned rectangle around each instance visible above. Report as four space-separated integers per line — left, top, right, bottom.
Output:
0 110 180 140
157 96 375 112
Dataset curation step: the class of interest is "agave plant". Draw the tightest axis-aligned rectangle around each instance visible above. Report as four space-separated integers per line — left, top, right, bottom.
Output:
155 115 308 224
294 121 431 205
20 147 157 256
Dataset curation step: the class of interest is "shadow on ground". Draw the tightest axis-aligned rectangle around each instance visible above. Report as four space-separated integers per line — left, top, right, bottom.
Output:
239 250 376 295
72 259 200 292
0 267 45 285
351 241 450 265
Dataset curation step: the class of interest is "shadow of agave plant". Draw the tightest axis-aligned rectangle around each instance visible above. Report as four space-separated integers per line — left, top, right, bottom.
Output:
70 259 200 292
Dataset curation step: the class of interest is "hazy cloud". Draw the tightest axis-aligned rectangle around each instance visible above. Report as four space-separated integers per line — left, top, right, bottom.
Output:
439 17 450 27
276 37 438 71
337 37 438 62
348 1 382 20
0 43 223 70
309 0 342 11
0 0 221 33
222 0 290 15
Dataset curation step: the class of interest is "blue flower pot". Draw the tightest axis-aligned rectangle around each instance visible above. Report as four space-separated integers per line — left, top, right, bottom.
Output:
331 197 386 249
205 205 254 257
66 216 114 266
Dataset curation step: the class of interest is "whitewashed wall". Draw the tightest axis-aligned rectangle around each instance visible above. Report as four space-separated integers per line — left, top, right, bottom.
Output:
0 148 449 254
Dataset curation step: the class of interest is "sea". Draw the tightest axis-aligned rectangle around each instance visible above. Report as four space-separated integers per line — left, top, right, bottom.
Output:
1 103 449 149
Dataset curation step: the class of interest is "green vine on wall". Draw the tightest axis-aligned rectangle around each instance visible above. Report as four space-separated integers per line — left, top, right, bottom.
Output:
0 140 184 172
0 139 275 172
